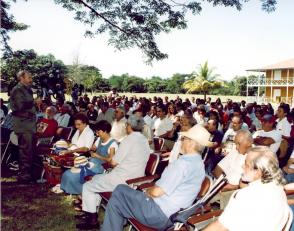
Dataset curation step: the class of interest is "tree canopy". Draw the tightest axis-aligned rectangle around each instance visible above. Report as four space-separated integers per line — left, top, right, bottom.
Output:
1 0 278 61
1 49 67 92
183 61 223 100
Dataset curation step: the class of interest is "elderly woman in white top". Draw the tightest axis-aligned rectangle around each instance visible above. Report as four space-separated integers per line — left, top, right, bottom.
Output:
58 113 95 194
59 113 94 155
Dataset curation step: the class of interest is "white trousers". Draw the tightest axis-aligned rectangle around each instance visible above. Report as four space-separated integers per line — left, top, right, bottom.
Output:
82 173 125 213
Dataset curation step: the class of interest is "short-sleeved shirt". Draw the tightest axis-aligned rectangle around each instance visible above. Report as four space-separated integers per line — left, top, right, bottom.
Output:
218 149 246 185
154 117 173 137
54 113 70 127
219 180 289 231
110 132 150 184
253 129 282 154
96 109 114 124
276 117 291 137
94 137 119 154
70 125 94 150
222 128 237 144
154 153 205 217
110 118 127 142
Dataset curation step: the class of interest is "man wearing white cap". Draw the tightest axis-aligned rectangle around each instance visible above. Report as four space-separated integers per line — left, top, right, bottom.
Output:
101 124 213 231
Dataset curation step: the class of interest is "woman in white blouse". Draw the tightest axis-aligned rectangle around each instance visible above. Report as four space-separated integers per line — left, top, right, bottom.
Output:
59 113 94 155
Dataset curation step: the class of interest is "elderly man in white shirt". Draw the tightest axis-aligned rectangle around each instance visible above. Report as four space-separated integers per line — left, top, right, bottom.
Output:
76 115 150 230
253 114 282 155
213 130 253 191
110 105 127 142
204 146 290 231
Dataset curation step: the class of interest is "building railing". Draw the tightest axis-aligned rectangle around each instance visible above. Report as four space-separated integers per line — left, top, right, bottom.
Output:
246 96 294 105
247 76 294 86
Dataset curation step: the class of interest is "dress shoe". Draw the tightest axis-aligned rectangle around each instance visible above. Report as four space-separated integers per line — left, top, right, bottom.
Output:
76 213 99 230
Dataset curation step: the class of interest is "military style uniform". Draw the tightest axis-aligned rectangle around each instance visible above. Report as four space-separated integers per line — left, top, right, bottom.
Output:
10 82 36 181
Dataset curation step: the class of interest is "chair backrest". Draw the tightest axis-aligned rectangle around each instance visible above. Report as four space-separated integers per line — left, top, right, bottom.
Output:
169 173 227 225
197 176 212 199
282 206 293 231
60 127 73 140
153 137 165 151
145 153 160 176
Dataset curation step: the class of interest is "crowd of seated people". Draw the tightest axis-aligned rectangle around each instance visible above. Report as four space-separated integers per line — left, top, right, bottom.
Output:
1 93 294 230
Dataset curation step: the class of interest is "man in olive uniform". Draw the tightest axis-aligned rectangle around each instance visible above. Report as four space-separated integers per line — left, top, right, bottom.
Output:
10 70 37 183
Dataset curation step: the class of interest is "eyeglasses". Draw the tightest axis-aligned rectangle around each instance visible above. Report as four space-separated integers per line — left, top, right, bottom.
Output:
180 136 191 141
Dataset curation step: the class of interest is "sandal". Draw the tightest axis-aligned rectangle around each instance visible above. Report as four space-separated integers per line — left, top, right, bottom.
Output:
74 204 82 212
72 198 82 206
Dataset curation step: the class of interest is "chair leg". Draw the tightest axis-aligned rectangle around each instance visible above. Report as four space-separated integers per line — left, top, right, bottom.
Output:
1 140 11 163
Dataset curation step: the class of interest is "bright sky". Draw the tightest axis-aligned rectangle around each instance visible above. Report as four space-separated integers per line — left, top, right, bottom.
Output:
8 0 294 80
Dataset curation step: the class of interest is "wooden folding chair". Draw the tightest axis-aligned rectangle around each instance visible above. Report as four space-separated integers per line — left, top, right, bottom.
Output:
127 174 227 231
99 153 161 209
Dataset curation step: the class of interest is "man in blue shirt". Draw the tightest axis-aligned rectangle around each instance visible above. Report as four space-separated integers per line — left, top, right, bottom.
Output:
101 124 213 231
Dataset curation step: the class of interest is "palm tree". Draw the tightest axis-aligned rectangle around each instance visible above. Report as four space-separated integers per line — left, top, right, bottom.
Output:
183 61 222 101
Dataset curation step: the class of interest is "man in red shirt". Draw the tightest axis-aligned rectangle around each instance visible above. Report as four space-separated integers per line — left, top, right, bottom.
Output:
36 106 58 139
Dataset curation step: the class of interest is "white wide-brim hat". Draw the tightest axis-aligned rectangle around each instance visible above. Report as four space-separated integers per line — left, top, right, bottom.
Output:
180 124 213 148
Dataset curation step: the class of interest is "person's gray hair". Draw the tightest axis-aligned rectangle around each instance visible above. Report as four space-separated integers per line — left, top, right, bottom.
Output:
17 70 30 80
248 146 286 185
236 129 253 144
47 106 57 114
127 114 145 132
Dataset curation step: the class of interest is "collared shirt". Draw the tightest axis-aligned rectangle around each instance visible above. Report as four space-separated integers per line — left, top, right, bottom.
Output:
144 115 154 130
110 117 127 142
54 113 70 127
154 153 205 217
218 149 246 185
276 117 291 137
253 129 282 154
219 180 289 231
70 125 94 150
96 108 114 124
109 132 150 184
154 117 173 137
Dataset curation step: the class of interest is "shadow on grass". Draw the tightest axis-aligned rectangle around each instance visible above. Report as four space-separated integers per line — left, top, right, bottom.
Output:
1 182 79 231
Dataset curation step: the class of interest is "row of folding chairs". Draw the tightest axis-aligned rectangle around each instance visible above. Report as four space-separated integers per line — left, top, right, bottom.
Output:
95 149 228 231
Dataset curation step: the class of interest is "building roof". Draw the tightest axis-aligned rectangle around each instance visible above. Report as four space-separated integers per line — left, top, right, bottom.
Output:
246 58 294 72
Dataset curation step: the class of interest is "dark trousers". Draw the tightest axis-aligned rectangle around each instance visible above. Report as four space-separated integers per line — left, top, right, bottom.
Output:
16 132 36 180
101 184 172 231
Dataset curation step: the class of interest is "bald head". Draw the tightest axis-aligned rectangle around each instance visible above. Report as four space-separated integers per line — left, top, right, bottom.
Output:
234 129 253 154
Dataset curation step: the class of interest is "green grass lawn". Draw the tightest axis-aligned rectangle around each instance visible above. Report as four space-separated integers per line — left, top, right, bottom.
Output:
1 163 105 231
1 181 78 231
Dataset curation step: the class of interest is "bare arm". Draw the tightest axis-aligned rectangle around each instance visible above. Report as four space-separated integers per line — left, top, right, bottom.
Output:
59 147 89 155
91 147 116 163
213 165 224 179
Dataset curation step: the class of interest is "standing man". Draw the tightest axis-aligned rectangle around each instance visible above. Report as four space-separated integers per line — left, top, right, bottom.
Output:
10 70 36 183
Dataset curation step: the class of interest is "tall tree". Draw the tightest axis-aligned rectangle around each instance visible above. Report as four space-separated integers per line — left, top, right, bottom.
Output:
1 49 67 92
183 61 222 100
79 65 103 93
144 76 167 93
53 0 278 63
1 0 28 53
166 73 189 93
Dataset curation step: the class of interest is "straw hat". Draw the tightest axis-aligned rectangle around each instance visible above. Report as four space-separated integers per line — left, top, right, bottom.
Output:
180 124 213 147
54 140 69 149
